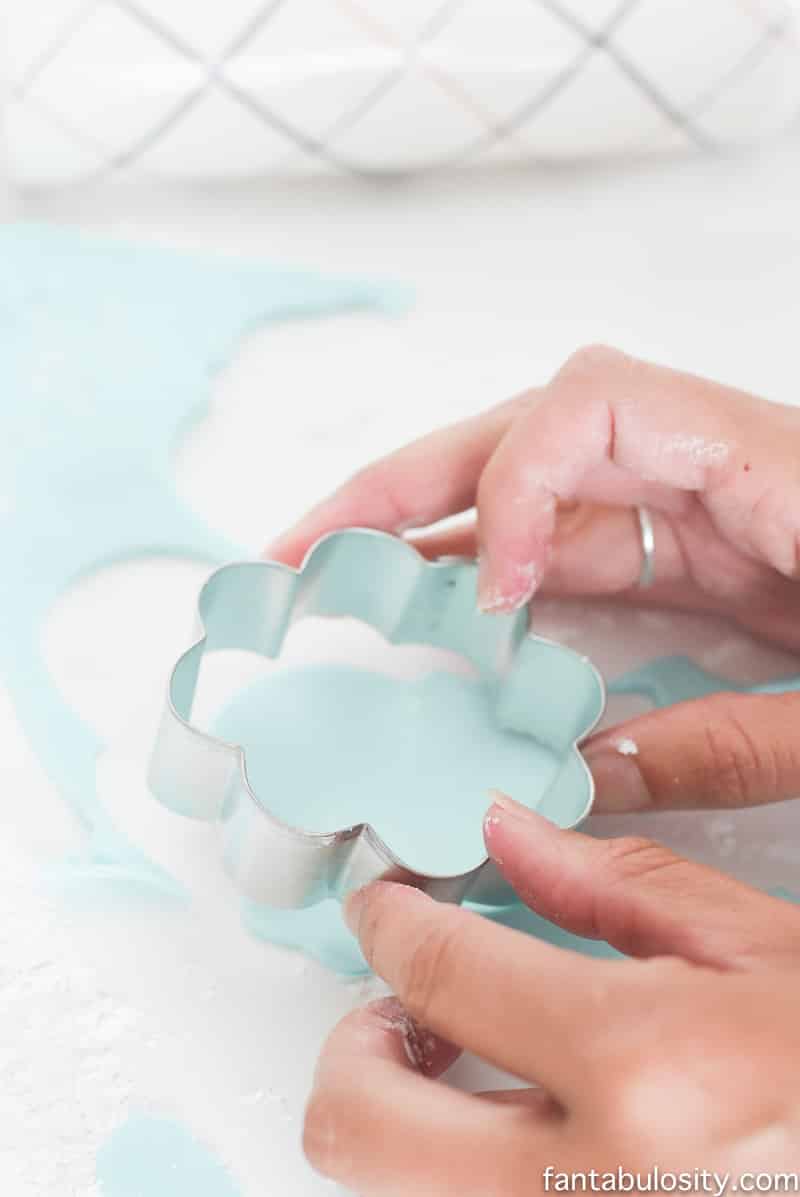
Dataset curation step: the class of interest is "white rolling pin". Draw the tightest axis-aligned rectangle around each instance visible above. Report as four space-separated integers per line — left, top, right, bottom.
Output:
3 0 800 186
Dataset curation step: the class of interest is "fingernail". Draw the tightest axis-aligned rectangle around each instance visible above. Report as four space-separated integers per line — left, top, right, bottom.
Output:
486 790 547 823
477 557 540 614
582 741 652 812
371 997 438 1073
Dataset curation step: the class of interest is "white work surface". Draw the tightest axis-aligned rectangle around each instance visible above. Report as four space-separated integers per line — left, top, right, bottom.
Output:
2 139 800 1195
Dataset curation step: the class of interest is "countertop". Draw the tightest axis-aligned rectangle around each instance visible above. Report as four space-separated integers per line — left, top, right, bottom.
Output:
1 137 800 1194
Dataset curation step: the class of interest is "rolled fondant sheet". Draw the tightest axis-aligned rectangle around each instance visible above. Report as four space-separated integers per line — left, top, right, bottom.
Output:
4 0 800 185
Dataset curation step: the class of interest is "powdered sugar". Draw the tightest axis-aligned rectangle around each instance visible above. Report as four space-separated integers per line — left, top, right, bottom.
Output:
661 435 731 468
0 846 134 1195
478 560 541 613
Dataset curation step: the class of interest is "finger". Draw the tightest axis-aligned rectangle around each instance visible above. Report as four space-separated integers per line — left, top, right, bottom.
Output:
583 691 800 814
266 396 526 566
476 345 800 612
413 507 800 651
412 503 692 600
410 519 479 561
483 793 800 969
305 996 559 1194
414 499 800 628
315 997 461 1083
343 880 625 1098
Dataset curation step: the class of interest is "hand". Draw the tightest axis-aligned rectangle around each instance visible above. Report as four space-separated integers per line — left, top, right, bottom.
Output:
269 346 800 815
304 798 800 1194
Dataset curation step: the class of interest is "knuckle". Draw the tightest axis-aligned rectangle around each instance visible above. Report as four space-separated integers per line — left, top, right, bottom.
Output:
702 703 774 805
399 918 462 1025
775 695 800 785
349 460 414 529
583 843 680 953
599 835 680 885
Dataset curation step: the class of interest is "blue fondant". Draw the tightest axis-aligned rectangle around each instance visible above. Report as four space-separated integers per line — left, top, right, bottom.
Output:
215 664 620 973
210 664 561 876
244 898 369 975
610 655 800 709
13 224 800 1197
769 887 800 906
226 663 800 975
5 222 798 980
95 1114 240 1197
0 223 392 894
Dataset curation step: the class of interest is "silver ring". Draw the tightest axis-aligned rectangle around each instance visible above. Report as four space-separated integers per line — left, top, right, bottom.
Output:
636 506 656 589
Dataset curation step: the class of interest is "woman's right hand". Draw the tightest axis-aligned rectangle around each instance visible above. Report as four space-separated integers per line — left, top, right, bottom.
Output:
305 799 800 1195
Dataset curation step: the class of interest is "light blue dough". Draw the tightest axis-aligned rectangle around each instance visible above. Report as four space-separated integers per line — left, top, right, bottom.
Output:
1 223 616 977
213 663 621 974
224 662 800 975
0 223 394 896
610 655 800 708
211 664 561 876
12 225 800 1192
245 897 370 975
244 893 624 977
96 1114 240 1197
769 887 800 906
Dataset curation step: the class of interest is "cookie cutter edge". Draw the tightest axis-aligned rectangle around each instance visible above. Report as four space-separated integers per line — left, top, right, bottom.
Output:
148 528 606 908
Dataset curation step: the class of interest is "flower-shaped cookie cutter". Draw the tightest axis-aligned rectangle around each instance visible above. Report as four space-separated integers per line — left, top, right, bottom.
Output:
148 529 606 908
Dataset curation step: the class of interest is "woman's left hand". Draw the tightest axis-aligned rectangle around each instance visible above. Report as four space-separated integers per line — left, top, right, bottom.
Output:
268 349 800 817
304 797 800 1194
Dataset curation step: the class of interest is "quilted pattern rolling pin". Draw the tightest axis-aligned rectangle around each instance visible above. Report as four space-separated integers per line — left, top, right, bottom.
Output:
3 0 800 185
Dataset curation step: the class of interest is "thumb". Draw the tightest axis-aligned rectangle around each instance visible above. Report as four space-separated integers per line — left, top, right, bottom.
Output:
583 691 800 813
483 793 800 969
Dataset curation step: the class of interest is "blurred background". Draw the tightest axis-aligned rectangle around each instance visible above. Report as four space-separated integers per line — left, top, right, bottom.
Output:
3 0 800 541
3 0 800 183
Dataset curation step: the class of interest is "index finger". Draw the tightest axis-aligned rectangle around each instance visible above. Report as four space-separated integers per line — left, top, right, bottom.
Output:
265 396 526 565
344 879 628 1102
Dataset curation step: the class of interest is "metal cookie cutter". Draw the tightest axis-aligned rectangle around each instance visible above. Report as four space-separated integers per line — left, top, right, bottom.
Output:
148 529 606 908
